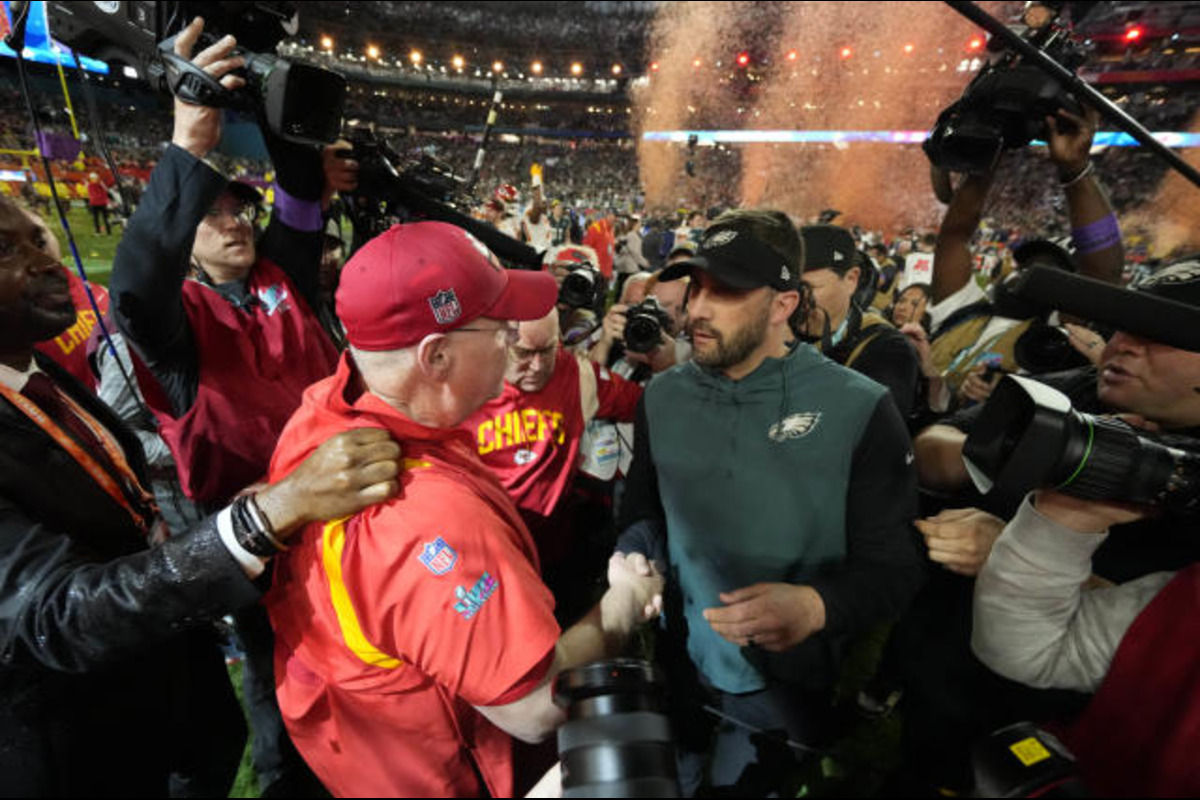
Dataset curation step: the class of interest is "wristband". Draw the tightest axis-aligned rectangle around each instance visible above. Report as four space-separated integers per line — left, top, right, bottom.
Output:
273 184 323 232
1071 213 1121 255
230 495 287 558
1059 161 1095 188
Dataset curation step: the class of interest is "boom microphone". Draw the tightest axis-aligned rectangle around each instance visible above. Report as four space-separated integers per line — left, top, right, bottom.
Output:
1011 266 1200 354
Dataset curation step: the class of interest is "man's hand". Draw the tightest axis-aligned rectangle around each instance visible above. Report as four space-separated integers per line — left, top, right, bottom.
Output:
1045 106 1099 176
253 428 402 539
625 332 678 373
958 364 1002 405
600 303 628 345
1064 323 1106 366
604 552 665 624
703 583 825 652
170 18 246 160
321 139 359 209
1033 490 1145 534
900 322 937 377
916 507 1005 577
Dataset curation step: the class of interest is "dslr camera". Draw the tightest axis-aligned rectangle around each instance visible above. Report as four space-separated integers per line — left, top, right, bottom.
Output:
623 297 674 354
560 262 604 311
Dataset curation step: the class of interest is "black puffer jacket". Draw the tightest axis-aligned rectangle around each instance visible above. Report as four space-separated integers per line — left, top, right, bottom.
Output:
0 354 259 796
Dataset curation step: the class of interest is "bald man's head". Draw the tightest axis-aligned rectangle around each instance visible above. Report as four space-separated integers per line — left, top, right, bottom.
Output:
506 310 561 392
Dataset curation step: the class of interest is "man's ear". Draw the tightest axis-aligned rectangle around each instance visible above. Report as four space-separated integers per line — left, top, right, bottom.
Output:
772 289 801 326
415 334 451 380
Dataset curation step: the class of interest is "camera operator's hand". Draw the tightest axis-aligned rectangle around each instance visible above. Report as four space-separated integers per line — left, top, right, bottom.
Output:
625 331 678 374
322 139 359 210
916 507 1005 577
1046 106 1099 176
1065 323 1106 366
601 303 628 345
253 428 402 540
704 583 825 651
171 18 245 161
1032 489 1145 534
958 364 1003 406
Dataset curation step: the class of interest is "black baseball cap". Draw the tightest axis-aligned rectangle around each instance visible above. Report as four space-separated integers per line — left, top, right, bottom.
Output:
1012 239 1076 273
660 226 799 290
224 180 264 206
1134 257 1200 307
801 224 858 274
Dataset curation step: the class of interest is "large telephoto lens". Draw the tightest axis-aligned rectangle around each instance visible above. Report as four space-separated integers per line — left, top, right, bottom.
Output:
964 375 1200 514
553 659 679 798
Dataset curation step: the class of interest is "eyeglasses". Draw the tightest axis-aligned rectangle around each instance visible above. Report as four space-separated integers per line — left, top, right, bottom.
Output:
509 342 558 363
203 204 260 226
455 324 520 345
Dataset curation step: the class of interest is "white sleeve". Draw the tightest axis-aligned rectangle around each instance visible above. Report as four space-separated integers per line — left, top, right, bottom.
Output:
928 279 988 334
216 505 268 579
972 495 1173 692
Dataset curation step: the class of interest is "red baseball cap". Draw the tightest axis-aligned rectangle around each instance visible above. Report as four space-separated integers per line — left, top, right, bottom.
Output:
337 222 558 351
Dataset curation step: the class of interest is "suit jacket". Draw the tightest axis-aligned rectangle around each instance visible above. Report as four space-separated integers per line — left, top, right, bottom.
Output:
0 353 259 796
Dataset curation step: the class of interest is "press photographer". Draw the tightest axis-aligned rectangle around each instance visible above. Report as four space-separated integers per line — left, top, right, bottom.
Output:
945 258 1200 796
106 18 356 794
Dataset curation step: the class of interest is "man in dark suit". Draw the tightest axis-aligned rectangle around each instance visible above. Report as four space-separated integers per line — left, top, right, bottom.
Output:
0 195 400 796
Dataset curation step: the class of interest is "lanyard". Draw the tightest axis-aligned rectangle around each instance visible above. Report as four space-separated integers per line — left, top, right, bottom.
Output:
0 381 157 533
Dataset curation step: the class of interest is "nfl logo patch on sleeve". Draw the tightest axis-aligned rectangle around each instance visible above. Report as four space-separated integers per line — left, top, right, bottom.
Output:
418 537 458 575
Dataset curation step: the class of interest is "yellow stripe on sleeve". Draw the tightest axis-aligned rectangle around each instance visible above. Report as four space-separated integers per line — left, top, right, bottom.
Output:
321 518 403 670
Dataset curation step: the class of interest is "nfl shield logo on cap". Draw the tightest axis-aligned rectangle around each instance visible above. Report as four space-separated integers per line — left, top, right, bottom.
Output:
428 289 463 325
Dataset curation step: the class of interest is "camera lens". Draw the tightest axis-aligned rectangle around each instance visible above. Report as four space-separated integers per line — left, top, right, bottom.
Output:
554 659 679 798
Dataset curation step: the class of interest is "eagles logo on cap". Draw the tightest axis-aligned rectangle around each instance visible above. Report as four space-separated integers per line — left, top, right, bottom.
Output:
1137 261 1200 288
703 230 738 249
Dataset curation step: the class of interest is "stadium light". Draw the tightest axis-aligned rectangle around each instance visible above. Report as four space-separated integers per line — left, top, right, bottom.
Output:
320 35 333 50
532 60 543 74
492 60 504 73
367 45 380 60
571 62 584 76
410 50 422 65
452 54 465 70
736 51 750 67
612 63 622 75
1125 27 1143 43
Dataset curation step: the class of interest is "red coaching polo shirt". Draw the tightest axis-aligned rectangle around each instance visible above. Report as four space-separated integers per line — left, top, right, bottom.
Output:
266 354 560 798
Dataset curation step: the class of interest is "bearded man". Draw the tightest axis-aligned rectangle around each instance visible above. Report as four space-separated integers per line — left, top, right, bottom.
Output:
615 208 924 796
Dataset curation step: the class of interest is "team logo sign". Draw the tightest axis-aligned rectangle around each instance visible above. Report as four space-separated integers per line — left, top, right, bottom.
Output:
255 284 291 316
514 448 538 466
418 537 458 575
429 289 463 325
768 412 822 443
453 572 499 620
